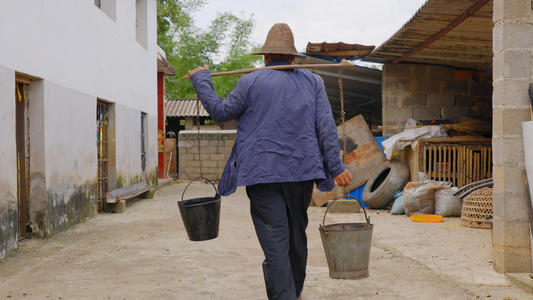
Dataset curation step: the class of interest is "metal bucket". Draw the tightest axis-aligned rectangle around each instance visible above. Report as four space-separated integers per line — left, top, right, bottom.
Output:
319 195 373 279
177 177 221 241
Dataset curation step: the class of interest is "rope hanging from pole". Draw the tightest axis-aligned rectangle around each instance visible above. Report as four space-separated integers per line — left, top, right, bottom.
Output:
196 96 203 178
338 65 347 195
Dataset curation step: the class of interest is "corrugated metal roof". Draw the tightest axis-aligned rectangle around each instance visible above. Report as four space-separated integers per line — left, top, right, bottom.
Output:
364 0 493 71
294 56 382 127
166 99 209 117
157 46 176 75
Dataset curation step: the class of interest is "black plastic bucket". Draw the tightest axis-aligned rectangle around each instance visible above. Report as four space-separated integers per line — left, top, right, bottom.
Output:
177 177 221 241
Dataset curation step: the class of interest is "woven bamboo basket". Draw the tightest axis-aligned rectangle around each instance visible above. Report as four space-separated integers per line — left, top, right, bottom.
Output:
460 187 493 229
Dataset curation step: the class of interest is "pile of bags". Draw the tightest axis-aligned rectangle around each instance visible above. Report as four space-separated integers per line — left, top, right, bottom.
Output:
391 180 462 217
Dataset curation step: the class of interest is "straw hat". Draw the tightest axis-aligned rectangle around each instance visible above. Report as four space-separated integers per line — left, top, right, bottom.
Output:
251 23 304 57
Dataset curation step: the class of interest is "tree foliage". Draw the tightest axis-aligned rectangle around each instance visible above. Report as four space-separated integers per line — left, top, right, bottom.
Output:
157 0 262 99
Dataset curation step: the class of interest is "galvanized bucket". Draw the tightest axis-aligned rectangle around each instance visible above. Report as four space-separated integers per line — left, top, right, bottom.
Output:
178 177 221 241
319 195 373 279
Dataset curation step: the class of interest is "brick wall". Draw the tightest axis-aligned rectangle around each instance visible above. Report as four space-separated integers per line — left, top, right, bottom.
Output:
178 130 236 181
382 63 492 136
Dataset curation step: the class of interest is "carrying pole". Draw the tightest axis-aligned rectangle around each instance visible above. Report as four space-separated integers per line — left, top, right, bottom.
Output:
182 60 354 80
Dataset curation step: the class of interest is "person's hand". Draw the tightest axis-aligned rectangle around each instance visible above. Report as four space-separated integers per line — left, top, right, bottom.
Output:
188 65 209 77
334 168 353 186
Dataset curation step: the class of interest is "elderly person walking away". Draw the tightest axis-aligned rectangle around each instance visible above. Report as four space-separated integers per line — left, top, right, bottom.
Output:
187 23 352 300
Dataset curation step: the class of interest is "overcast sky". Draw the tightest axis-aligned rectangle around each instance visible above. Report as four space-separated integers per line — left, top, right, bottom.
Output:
193 0 428 53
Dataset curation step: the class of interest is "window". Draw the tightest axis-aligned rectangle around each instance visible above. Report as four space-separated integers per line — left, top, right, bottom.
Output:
96 0 117 22
135 0 148 48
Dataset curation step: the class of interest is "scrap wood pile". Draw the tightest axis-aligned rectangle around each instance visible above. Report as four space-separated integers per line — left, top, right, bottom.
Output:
313 115 494 227
311 115 411 212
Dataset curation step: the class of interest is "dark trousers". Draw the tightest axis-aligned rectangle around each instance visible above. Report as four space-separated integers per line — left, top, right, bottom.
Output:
246 180 314 300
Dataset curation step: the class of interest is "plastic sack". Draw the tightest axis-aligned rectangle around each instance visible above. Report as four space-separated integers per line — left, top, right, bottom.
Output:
390 194 405 215
381 119 448 159
434 187 462 217
403 181 451 216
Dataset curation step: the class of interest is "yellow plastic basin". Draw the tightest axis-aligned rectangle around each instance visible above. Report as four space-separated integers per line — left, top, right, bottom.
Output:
410 214 443 223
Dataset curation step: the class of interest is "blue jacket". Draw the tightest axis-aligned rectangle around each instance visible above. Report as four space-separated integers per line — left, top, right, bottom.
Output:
190 60 346 196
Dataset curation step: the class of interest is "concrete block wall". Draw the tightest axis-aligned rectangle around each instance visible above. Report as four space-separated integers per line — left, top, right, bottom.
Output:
492 0 533 273
382 63 492 136
178 130 236 181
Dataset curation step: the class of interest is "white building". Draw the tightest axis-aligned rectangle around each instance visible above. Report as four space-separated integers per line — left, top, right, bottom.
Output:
0 0 162 259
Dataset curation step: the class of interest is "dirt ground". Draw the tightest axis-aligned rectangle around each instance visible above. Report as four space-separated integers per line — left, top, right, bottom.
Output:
1 180 532 300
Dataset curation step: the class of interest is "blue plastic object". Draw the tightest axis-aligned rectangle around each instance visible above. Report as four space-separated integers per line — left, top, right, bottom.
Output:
338 137 388 208
348 184 369 207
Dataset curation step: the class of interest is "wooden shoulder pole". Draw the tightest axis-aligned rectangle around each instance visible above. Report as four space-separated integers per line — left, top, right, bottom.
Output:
181 59 354 80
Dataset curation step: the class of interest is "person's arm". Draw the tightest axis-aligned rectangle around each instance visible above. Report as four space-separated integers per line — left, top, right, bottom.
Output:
188 65 246 123
314 76 353 186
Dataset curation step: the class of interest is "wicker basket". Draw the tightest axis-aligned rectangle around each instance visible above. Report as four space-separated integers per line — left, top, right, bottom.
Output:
460 187 493 229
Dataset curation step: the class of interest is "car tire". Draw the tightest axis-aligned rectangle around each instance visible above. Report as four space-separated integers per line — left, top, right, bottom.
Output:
362 159 410 209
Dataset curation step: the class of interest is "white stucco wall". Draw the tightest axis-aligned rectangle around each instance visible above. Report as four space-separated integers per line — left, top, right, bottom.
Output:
0 1 157 114
0 1 159 256
0 65 18 257
43 81 97 187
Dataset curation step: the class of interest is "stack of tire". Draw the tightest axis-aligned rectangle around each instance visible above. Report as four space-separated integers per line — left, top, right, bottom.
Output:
362 159 410 209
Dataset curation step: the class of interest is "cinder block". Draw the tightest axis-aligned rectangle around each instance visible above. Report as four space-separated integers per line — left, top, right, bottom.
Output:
492 78 530 107
383 63 412 78
412 64 428 78
492 189 529 222
186 160 201 168
427 94 454 107
327 199 361 213
412 107 441 120
455 95 474 106
441 107 468 119
493 107 530 136
493 0 532 22
492 137 524 165
412 78 441 94
493 246 532 273
492 219 531 248
403 93 427 107
494 50 531 79
383 107 412 123
139 189 155 199
382 77 411 93
471 82 493 98
105 200 126 213
492 166 525 196
178 140 194 148
501 22 533 50
202 161 217 168
442 79 469 96
210 153 225 161
426 65 455 80
455 71 473 80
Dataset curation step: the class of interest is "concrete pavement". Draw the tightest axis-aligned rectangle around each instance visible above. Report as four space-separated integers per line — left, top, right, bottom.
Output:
0 181 532 299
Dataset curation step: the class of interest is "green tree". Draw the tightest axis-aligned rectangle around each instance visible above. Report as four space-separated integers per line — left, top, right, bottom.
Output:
157 0 262 99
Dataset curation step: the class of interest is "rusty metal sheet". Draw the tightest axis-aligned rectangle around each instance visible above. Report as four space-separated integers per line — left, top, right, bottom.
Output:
337 115 387 193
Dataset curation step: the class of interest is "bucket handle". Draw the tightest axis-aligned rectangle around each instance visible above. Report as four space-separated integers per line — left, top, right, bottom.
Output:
320 195 371 230
180 176 219 203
